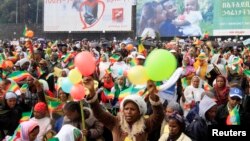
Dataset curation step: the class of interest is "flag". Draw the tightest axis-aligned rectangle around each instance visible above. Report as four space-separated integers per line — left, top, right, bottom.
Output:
103 88 115 100
181 77 188 89
8 111 32 141
8 71 31 82
67 60 75 70
2 70 8 78
20 84 28 93
138 43 146 56
62 53 73 63
37 67 45 78
129 58 137 67
118 86 146 102
203 81 212 91
105 68 112 75
48 100 63 112
226 105 240 125
109 54 120 63
7 81 20 93
46 96 64 116
22 25 28 37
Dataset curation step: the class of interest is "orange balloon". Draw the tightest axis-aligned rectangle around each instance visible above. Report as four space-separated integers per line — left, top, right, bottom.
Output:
26 30 34 38
126 44 134 51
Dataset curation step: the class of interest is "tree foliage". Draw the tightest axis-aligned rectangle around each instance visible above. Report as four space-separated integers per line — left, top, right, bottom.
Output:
0 0 43 24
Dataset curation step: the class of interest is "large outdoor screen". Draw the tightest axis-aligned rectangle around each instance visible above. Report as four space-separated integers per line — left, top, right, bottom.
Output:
44 0 133 32
136 0 250 37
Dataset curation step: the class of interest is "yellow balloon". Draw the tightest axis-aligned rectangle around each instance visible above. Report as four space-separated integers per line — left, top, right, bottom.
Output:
127 66 148 85
68 69 82 84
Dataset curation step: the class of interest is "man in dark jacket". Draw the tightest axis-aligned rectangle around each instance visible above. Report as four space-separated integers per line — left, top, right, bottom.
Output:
186 95 217 141
216 87 247 126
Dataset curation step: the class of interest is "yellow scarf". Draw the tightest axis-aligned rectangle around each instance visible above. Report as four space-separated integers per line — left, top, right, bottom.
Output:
194 60 208 80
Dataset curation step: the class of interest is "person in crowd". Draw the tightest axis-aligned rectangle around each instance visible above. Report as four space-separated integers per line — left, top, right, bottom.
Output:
181 53 195 87
49 124 82 141
37 59 55 93
98 71 114 105
30 102 52 141
61 69 69 77
193 52 210 80
110 53 129 79
0 92 22 139
57 88 70 104
98 53 111 81
210 75 229 106
48 53 62 73
110 75 128 108
18 120 40 141
182 76 204 116
84 77 164 141
216 87 248 126
160 101 184 136
15 58 30 71
136 54 146 66
186 95 217 141
159 113 191 141
58 101 104 140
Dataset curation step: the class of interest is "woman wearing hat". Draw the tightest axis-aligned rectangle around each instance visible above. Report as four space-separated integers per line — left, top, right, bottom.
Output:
84 77 164 141
193 53 209 80
215 87 249 126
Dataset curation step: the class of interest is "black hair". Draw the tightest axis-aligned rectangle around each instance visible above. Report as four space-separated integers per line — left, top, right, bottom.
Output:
63 101 81 114
168 113 186 132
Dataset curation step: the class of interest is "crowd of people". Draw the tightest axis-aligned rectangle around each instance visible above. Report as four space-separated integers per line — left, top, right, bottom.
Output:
0 36 250 141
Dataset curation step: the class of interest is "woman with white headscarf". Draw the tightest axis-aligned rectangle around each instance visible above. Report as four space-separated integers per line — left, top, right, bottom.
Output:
49 124 82 141
182 76 204 117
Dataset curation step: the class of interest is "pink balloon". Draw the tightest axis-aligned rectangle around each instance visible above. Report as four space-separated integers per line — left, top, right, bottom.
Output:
70 84 86 101
74 51 96 76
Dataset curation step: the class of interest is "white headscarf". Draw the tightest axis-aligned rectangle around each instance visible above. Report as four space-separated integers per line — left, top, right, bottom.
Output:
55 124 82 141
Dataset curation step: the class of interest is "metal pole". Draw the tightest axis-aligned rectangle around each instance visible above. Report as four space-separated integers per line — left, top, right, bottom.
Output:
16 0 18 24
36 0 39 24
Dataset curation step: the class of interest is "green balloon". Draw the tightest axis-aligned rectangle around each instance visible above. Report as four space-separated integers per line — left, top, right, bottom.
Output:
145 49 177 81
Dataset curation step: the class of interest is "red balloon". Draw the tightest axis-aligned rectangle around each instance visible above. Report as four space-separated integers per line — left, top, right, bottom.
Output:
74 51 96 76
70 84 86 101
26 30 34 38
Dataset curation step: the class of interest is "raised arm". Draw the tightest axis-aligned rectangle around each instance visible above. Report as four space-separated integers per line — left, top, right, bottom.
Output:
84 76 117 130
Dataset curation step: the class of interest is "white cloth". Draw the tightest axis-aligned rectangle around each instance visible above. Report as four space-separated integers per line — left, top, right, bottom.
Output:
159 132 192 141
30 117 52 141
55 124 82 141
184 85 204 104
98 61 111 80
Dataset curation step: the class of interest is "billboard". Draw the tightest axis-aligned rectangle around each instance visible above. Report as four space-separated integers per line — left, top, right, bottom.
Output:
44 0 133 32
136 0 250 37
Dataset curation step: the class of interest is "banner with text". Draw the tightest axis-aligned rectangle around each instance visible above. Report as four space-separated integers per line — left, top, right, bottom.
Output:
136 0 250 37
44 0 133 32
